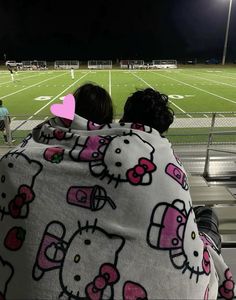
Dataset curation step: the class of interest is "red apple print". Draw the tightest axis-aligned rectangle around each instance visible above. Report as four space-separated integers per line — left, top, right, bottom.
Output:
4 227 26 251
44 147 64 163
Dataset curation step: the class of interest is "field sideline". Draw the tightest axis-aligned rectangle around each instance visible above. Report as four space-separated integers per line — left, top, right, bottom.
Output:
0 67 236 120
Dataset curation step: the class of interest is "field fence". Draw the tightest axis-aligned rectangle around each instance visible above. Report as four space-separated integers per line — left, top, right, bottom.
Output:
0 112 236 146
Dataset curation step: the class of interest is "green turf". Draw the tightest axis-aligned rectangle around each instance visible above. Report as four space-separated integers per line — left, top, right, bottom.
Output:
1 67 236 117
0 67 236 145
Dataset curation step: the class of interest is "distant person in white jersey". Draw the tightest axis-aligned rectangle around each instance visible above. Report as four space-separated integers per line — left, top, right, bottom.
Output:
70 67 75 79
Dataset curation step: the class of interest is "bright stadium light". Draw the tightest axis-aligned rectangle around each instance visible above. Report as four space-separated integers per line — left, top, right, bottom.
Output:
222 0 233 65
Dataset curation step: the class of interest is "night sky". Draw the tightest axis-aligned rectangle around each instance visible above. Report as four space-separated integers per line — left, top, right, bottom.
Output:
0 0 236 62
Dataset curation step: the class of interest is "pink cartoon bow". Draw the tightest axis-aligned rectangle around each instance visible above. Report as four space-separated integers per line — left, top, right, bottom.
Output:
9 185 34 218
127 158 156 185
86 263 119 300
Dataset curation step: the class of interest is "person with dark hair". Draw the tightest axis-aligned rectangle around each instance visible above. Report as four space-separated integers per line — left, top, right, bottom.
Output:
120 87 222 251
120 88 174 135
73 83 113 124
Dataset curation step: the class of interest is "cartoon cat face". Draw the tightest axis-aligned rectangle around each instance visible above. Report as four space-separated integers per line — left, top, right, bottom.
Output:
88 132 156 187
147 200 210 282
0 151 42 219
33 220 125 299
102 134 154 180
60 223 124 298
181 208 206 275
38 123 73 144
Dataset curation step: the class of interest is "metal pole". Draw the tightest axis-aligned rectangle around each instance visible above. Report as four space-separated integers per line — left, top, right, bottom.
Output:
222 0 233 65
203 113 216 178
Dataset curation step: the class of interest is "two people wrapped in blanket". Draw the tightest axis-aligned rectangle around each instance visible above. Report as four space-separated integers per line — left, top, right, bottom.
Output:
0 83 234 300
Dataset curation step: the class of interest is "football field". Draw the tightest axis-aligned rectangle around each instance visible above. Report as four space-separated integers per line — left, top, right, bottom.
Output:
1 67 236 119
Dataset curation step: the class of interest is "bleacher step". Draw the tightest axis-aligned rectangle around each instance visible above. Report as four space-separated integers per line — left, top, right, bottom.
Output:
191 186 236 205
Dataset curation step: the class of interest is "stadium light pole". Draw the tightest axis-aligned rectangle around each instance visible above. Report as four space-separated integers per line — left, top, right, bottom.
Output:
222 0 233 65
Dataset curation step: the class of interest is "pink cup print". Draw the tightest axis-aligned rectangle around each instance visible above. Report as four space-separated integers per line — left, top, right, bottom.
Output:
67 185 116 211
165 163 189 190
36 234 65 271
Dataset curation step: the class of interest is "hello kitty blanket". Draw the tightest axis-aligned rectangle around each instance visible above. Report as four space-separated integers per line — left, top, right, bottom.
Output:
0 115 235 300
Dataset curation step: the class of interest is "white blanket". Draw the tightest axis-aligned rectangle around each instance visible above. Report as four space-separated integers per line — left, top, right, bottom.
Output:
0 115 234 299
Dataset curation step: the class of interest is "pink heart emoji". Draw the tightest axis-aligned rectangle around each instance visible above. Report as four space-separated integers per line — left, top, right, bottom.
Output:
50 94 75 120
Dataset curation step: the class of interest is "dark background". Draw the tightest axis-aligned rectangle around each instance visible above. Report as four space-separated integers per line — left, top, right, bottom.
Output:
0 0 236 62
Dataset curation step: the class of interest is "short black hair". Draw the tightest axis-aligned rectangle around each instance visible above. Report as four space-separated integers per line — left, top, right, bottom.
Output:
120 88 174 134
0 100 2 106
73 83 113 124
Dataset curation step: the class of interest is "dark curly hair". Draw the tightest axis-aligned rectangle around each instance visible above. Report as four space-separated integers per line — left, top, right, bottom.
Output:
73 83 113 124
120 88 174 134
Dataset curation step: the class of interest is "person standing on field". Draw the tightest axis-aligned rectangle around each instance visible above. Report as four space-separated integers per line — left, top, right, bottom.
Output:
70 67 75 79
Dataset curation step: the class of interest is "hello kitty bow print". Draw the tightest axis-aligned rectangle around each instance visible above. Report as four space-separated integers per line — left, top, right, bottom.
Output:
0 114 234 299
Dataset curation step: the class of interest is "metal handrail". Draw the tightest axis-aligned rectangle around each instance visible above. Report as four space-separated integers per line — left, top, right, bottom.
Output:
203 129 236 178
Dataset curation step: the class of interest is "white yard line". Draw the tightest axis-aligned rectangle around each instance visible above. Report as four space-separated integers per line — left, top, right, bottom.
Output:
180 72 236 88
151 72 236 105
109 70 112 96
0 73 67 99
27 72 90 120
194 71 236 81
0 73 44 86
129 71 192 117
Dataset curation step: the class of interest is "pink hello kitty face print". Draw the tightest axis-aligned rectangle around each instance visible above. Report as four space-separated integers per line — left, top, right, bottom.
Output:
33 220 125 299
147 199 211 282
0 151 42 219
69 132 156 188
0 256 14 300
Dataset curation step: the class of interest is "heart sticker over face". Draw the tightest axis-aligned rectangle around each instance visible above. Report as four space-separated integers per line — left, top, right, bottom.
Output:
50 94 75 120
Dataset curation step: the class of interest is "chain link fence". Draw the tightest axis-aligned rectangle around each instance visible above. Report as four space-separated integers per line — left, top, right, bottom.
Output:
0 112 236 146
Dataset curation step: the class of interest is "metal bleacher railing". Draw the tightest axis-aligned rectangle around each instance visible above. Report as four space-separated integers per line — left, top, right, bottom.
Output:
1 111 236 146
